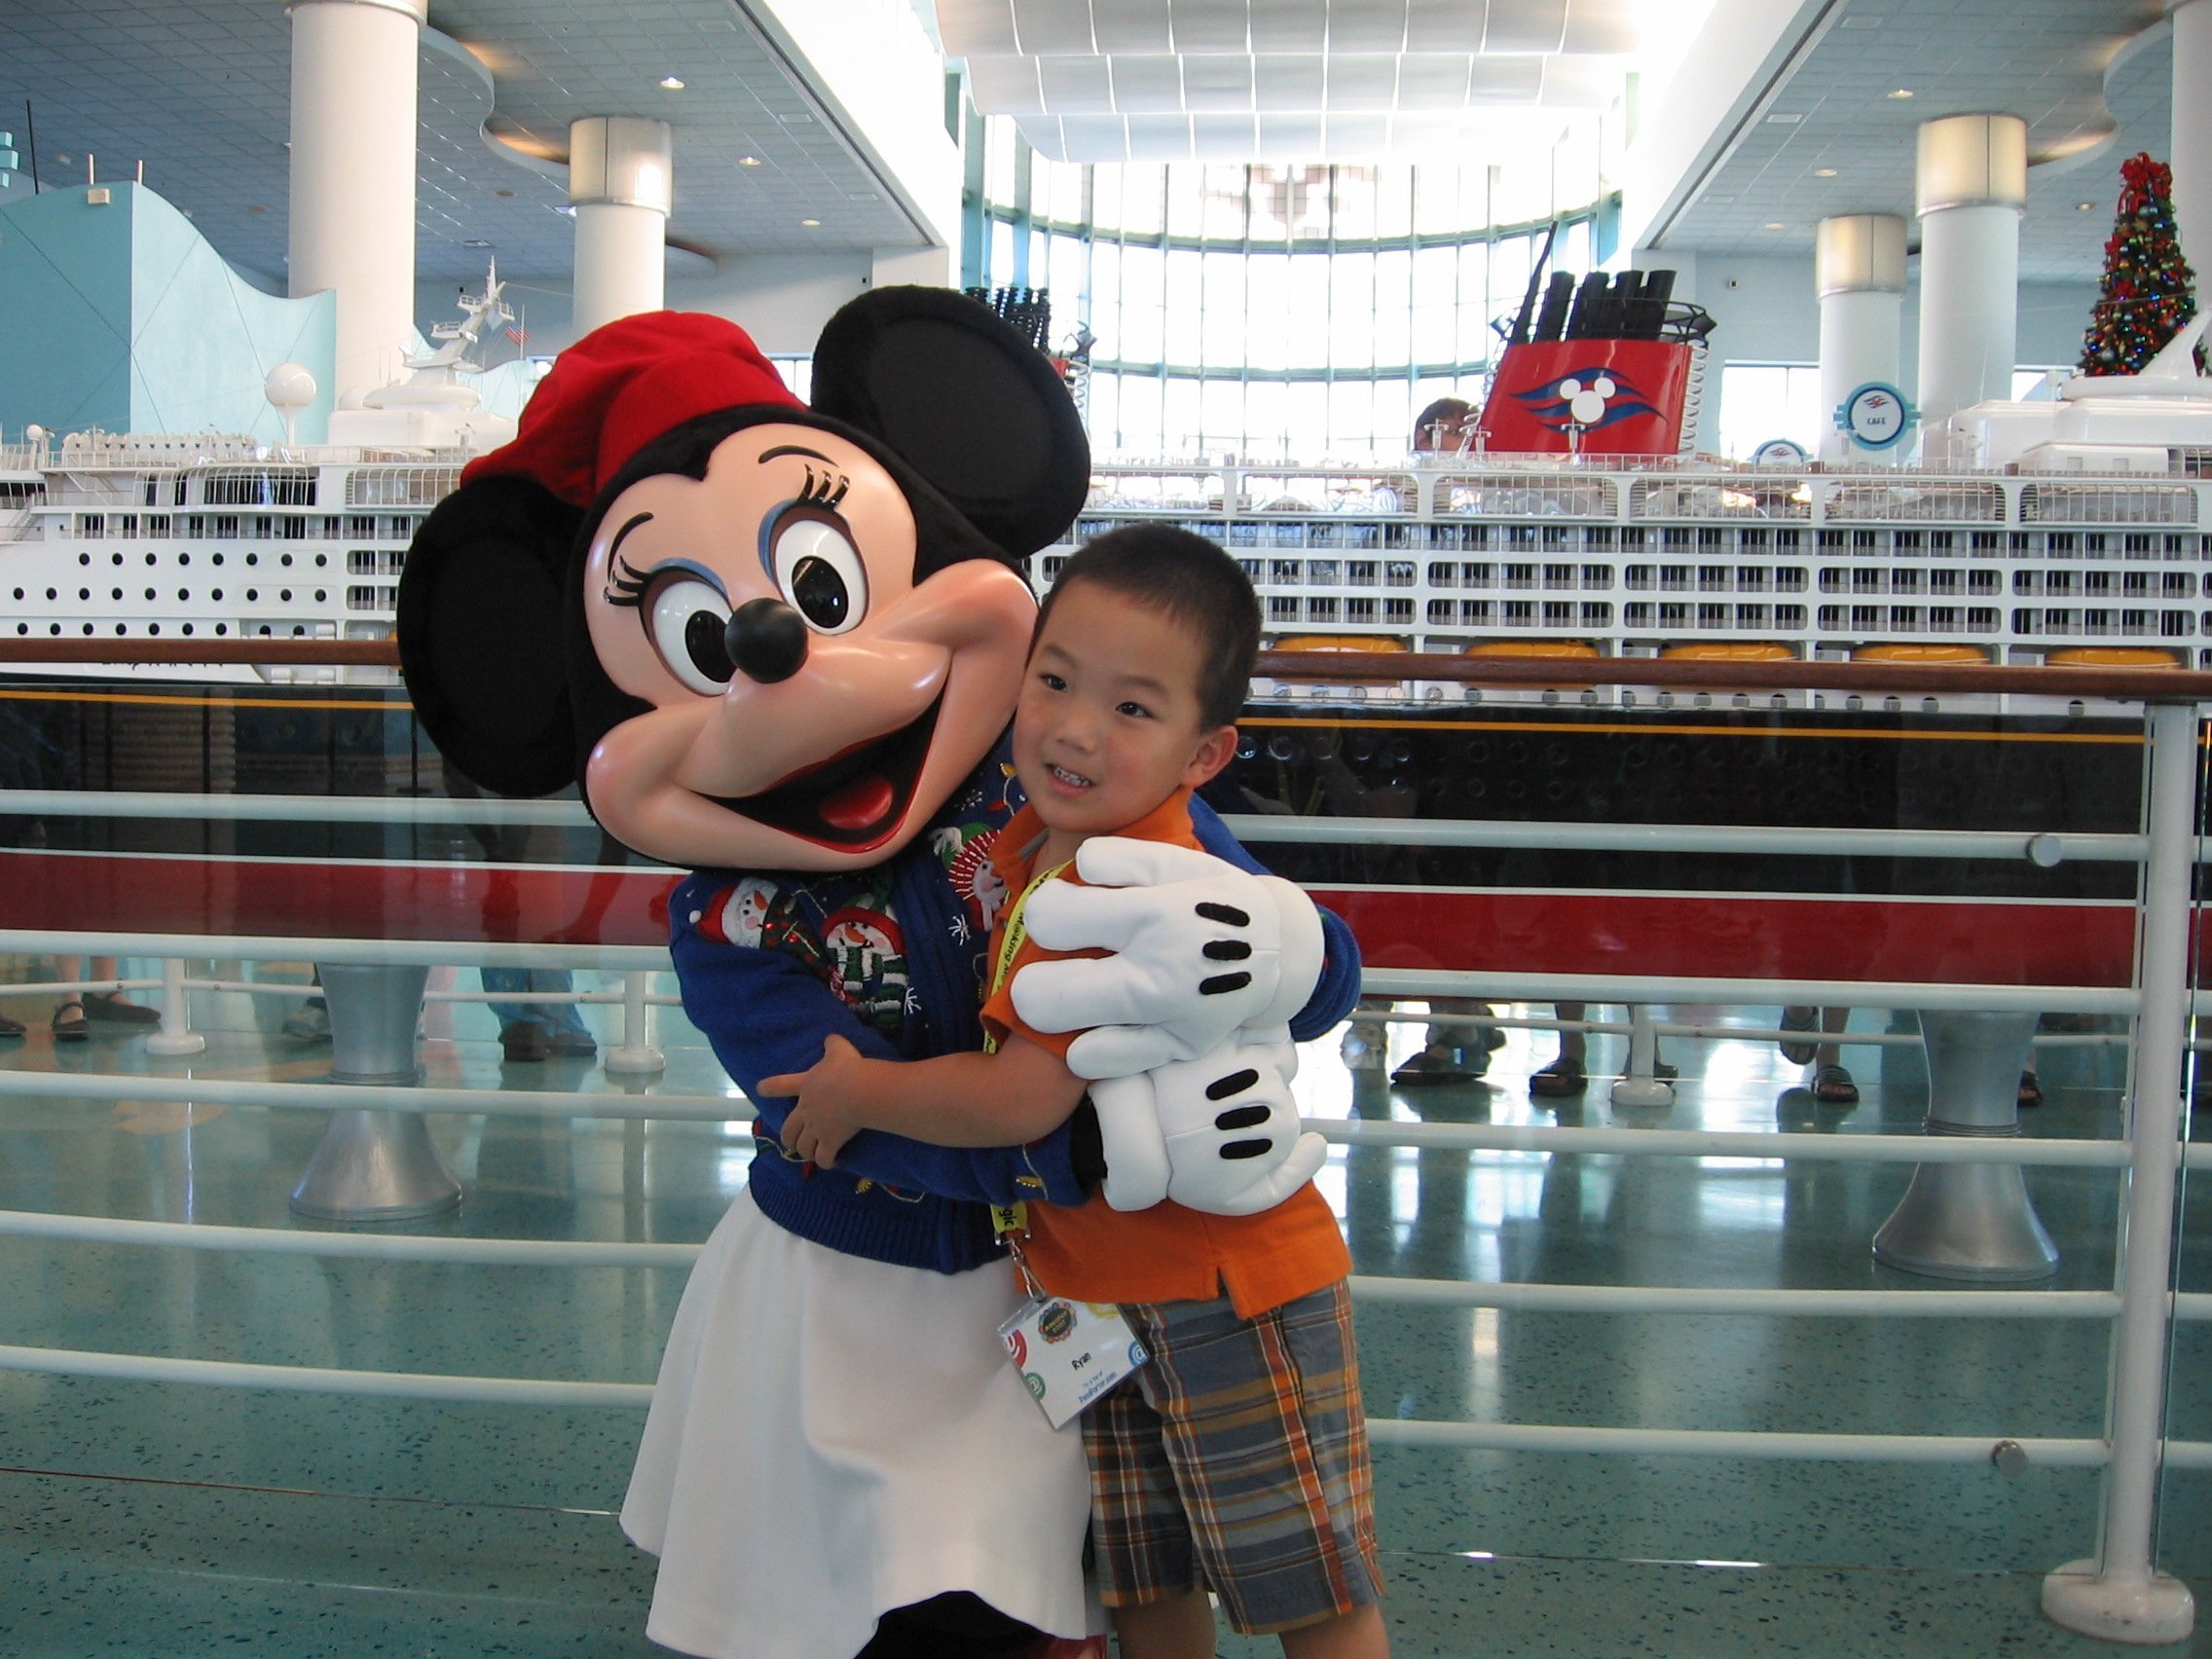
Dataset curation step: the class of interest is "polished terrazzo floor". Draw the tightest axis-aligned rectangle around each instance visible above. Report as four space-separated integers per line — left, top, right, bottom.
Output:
3 966 2211 1656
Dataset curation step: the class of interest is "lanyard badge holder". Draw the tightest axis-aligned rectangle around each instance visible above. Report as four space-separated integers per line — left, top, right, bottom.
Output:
993 1203 1147 1429
985 861 1149 1426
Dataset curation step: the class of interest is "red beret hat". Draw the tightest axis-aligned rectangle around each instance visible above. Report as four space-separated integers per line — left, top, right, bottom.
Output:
461 311 804 506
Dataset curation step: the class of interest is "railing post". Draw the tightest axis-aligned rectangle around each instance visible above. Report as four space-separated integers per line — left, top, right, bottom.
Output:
2044 698 2197 1642
1610 1004 1674 1107
603 970 664 1076
143 957 205 1057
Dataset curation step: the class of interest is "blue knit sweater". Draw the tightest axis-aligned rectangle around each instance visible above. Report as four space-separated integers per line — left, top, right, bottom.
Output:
669 740 1361 1275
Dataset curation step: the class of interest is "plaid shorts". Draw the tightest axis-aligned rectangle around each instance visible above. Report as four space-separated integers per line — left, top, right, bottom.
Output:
1081 1279 1382 1636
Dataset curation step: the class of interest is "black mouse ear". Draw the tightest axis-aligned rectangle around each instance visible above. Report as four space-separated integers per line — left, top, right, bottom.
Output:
397 475 583 797
810 285 1089 558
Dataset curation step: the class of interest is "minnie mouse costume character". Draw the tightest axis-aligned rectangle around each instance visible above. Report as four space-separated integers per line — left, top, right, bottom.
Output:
397 290 1360 1659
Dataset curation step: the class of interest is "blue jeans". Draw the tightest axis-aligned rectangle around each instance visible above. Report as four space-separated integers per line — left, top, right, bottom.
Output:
481 968 592 1036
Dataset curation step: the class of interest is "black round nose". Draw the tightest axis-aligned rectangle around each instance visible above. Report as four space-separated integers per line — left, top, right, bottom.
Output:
725 597 809 684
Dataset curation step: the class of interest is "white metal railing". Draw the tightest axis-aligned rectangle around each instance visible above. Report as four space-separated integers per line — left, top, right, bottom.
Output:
0 726 2207 1638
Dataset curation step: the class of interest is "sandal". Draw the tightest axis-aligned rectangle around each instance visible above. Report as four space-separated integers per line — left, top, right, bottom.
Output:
84 991 160 1026
1812 1063 1859 1105
2017 1070 2043 1109
1780 1006 1820 1066
52 1001 89 1042
1392 1047 1475 1088
1530 1059 1587 1097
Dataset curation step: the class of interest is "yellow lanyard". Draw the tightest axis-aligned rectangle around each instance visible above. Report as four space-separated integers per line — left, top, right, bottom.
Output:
985 858 1069 1244
982 859 1070 1052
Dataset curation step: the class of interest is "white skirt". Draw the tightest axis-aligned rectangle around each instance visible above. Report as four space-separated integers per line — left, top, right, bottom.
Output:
621 1190 1094 1659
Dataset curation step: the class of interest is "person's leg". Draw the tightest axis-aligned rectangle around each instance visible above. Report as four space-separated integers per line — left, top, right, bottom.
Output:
1531 1003 1586 1095
533 968 597 1054
482 966 550 1059
52 955 87 1040
1111 1588 1216 1659
83 954 157 1023
1279 1602 1389 1658
1390 998 1491 1087
1811 1007 1858 1104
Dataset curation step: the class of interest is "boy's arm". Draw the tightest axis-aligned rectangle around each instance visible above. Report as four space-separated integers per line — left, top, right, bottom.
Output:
671 896 1094 1206
766 1032 1085 1167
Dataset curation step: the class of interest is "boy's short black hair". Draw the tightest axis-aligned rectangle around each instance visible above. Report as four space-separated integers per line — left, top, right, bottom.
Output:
1036 524 1259 729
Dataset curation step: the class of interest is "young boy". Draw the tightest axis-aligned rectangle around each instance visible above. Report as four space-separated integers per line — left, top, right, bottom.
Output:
766 525 1386 1659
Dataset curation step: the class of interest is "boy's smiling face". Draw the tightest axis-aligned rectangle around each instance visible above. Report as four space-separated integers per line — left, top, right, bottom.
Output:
1013 579 1237 846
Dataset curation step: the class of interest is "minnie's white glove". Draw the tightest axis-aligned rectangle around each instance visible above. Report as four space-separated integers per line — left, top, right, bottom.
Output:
1012 838 1325 1082
1089 1027 1327 1216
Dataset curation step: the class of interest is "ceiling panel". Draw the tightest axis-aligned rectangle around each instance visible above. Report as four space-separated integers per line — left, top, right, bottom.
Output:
1657 0 2169 284
0 0 929 294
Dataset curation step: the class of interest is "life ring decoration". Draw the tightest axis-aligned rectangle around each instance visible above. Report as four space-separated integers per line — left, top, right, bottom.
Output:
1833 382 1917 452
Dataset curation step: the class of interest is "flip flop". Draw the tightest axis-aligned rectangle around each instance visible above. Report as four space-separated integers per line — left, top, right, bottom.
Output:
1779 1006 1820 1066
1812 1063 1859 1105
1530 1060 1587 1097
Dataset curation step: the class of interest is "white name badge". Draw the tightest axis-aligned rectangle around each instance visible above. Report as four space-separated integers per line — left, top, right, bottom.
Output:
999 1295 1148 1429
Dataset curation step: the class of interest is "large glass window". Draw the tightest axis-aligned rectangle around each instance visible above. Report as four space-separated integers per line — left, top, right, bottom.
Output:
971 136 1609 461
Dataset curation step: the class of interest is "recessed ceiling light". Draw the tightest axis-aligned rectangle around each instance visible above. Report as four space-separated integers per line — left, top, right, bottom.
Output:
800 218 821 227
1887 88 1914 99
2077 202 2094 210
1814 167 1838 177
659 75 684 90
739 156 762 166
1763 221 1785 230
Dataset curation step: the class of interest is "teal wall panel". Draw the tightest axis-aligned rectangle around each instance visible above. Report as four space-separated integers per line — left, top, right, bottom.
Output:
0 183 335 443
0 185 132 436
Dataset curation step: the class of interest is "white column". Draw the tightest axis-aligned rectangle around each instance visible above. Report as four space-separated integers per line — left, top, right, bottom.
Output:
571 117 673 336
2174 0 2212 283
1815 214 1906 464
1915 114 2027 459
286 0 424 403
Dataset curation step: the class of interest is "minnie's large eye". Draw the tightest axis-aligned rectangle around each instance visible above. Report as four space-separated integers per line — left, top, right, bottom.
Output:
646 577 736 696
769 515 867 635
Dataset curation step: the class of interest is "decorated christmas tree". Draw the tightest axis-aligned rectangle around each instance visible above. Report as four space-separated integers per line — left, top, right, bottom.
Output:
2078 153 2198 376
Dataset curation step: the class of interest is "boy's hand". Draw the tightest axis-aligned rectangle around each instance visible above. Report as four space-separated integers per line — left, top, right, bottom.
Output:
1012 839 1325 1079
762 1035 869 1167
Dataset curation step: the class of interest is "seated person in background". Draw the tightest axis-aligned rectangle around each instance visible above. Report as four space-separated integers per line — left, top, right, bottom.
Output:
771 526 1386 1659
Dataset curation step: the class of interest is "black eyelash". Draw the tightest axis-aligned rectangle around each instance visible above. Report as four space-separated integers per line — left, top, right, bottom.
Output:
799 464 850 510
605 553 651 609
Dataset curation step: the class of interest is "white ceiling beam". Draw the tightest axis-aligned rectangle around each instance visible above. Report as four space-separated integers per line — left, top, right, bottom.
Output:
965 54 1047 112
1038 54 1117 112
1485 0 1570 54
1011 0 1095 55
1249 0 1327 53
935 0 1018 55
1182 55 1256 109
1111 55 1189 112
1091 0 1174 53
1323 0 1411 53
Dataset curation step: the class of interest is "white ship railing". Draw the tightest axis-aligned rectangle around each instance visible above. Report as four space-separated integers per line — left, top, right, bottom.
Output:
0 646 2208 1637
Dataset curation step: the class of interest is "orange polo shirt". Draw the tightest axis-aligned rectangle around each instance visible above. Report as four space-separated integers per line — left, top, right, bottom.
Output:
981 790 1350 1320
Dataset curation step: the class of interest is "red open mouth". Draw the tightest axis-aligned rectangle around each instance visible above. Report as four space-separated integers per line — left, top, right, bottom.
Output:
707 697 941 851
